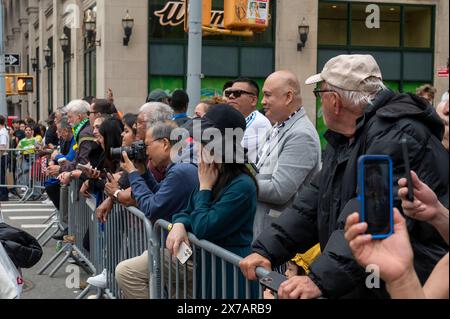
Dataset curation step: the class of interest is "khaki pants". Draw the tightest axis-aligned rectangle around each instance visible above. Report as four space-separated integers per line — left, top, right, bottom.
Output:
115 250 194 299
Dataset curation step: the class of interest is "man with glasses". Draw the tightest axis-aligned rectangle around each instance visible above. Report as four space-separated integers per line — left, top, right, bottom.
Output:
241 55 448 299
88 99 115 126
115 120 199 299
224 78 272 163
251 70 321 239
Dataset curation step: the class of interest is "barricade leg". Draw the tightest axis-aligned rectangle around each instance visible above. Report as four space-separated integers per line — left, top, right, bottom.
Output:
37 242 72 275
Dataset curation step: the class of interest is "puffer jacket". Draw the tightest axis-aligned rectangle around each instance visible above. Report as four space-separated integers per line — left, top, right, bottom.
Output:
253 89 449 299
0 223 43 269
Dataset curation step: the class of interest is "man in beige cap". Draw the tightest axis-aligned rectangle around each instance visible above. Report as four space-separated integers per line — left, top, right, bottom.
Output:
240 54 449 299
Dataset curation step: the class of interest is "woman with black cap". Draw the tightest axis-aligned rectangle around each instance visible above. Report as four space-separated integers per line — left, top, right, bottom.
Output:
166 104 259 299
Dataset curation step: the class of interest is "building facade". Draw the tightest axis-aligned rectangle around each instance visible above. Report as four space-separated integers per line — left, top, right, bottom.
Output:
2 0 448 143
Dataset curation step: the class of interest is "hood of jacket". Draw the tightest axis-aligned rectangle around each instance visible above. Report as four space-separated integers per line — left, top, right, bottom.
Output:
362 89 444 140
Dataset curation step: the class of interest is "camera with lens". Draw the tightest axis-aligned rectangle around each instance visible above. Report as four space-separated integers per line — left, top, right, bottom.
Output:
111 140 147 161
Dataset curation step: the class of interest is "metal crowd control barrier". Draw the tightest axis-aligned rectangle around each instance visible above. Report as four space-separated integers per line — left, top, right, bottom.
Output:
36 180 278 300
37 181 95 280
0 148 50 202
103 205 154 299
35 195 63 247
152 219 270 299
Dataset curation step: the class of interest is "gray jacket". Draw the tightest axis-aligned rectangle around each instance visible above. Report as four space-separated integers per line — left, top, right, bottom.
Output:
253 108 321 238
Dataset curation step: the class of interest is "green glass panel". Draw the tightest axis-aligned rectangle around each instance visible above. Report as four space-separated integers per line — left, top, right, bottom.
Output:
384 81 400 93
316 98 328 150
403 82 424 94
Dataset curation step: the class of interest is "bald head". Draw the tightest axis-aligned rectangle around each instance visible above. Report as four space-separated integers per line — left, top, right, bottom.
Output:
266 70 302 102
262 71 303 124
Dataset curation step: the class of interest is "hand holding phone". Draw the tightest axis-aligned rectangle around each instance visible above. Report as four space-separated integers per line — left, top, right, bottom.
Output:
176 242 192 265
259 271 287 293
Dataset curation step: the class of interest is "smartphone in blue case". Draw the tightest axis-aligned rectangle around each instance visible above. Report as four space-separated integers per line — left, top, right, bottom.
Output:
357 155 394 239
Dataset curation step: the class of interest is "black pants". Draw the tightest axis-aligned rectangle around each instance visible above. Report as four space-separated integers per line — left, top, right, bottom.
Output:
0 157 8 200
45 183 60 210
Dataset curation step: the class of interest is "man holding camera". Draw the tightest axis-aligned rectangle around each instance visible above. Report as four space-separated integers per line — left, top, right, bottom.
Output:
240 55 449 299
114 120 199 299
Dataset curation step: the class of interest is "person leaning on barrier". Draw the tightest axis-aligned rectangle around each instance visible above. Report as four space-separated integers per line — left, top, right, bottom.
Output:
79 117 123 198
240 54 449 299
57 100 97 185
166 104 259 299
345 171 449 299
101 103 174 211
136 102 174 182
114 120 199 299
96 114 138 218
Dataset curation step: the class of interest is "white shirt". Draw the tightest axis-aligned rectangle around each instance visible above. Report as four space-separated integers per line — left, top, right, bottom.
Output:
243 111 272 163
0 127 9 156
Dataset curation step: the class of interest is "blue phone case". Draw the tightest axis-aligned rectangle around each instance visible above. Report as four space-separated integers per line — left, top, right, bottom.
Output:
357 155 394 239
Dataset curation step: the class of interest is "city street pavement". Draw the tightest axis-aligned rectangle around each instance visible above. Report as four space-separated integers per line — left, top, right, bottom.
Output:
1 199 91 299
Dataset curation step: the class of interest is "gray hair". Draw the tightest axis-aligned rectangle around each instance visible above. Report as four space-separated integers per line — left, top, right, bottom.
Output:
58 117 72 130
139 102 174 127
66 99 90 115
149 121 178 146
326 77 386 110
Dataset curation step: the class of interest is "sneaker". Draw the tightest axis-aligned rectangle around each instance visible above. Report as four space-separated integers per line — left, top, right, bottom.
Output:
86 269 107 289
41 198 52 204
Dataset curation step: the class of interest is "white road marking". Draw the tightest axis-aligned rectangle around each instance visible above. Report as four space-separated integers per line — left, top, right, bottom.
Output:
9 216 51 220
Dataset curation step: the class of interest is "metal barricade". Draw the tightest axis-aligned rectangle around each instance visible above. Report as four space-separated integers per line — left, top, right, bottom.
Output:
0 149 32 201
102 205 154 299
152 219 270 300
37 181 95 279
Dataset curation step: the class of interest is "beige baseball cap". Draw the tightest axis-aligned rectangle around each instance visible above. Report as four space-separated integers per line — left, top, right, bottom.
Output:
305 54 383 91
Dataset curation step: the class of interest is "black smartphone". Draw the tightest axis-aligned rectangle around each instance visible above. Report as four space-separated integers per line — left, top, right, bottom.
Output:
401 138 414 202
357 155 394 239
259 271 287 293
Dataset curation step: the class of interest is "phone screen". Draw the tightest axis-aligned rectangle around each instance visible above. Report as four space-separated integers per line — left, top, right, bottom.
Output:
363 159 392 236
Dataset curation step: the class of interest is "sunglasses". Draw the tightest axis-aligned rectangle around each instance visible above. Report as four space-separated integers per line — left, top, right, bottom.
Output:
224 90 257 98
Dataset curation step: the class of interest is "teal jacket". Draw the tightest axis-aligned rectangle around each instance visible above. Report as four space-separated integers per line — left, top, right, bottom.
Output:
172 173 258 299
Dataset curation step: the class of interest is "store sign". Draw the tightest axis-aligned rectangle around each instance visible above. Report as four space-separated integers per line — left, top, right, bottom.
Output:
154 0 223 27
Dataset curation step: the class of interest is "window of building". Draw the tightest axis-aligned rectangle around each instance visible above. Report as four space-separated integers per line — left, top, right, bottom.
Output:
63 27 71 105
148 0 275 106
318 2 348 46
84 6 97 98
404 6 433 48
47 37 54 115
36 46 40 121
351 4 401 47
317 1 435 148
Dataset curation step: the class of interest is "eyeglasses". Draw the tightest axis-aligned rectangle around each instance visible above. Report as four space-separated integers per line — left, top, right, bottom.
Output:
145 138 163 147
87 111 101 116
224 90 257 98
313 89 337 98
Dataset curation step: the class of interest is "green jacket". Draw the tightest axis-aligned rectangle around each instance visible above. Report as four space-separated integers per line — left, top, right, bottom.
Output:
172 173 258 298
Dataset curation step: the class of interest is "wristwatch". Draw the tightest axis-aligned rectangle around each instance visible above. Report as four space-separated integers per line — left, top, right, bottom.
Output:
113 189 122 200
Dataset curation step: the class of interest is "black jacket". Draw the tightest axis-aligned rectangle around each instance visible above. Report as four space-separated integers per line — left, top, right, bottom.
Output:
0 223 43 269
253 89 449 299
